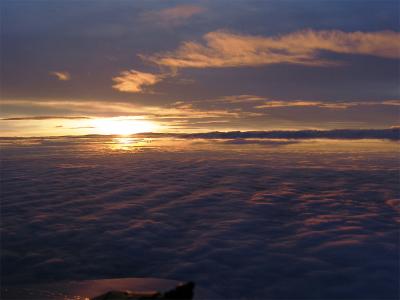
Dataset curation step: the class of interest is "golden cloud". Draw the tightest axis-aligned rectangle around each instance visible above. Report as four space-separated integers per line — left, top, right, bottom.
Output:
145 29 400 68
50 71 70 81
112 70 163 93
0 99 243 121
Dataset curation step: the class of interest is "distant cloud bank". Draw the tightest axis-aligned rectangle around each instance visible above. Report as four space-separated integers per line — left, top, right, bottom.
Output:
136 128 400 140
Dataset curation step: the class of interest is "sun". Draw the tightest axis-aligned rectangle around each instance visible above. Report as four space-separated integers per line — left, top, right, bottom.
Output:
91 117 157 135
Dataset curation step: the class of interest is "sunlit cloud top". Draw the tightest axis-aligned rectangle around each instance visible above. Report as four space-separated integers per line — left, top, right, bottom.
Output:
112 70 164 93
145 30 400 68
49 71 71 81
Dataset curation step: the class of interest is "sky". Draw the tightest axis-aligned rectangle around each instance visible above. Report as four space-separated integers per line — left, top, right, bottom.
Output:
1 0 399 136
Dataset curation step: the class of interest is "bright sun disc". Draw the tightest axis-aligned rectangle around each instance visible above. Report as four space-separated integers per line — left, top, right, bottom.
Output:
91 117 157 135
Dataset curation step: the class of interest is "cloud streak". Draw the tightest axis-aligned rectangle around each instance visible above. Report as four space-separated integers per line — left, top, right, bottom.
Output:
254 99 400 109
0 100 239 120
2 97 400 136
2 116 91 121
145 30 400 68
193 95 400 109
141 5 205 27
50 71 71 81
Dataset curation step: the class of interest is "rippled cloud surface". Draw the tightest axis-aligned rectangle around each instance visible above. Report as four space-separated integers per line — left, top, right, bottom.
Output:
1 137 399 299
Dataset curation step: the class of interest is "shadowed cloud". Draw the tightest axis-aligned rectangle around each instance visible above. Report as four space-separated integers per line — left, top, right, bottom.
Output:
140 4 205 27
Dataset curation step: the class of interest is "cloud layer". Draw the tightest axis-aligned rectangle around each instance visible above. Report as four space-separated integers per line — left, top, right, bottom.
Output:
1 138 399 299
146 30 400 68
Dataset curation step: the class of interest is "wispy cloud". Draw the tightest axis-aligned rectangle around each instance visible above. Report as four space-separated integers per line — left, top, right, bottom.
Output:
2 116 90 121
254 99 400 109
188 94 400 110
203 95 267 104
50 71 71 81
141 5 205 27
0 99 244 123
144 29 400 68
112 69 164 93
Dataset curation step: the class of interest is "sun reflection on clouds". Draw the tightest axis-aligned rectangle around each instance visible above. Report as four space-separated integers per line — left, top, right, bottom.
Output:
109 137 154 151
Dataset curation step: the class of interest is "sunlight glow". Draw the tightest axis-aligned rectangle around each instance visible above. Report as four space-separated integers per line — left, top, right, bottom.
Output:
91 117 158 135
110 137 154 151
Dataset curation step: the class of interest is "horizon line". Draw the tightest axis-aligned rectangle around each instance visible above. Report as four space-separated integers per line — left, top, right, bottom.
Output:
1 128 399 140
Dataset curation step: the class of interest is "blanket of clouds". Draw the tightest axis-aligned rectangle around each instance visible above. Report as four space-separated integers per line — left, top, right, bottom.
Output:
1 137 399 299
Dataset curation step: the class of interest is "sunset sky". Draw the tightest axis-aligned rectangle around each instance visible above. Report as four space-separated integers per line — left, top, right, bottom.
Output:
1 2 400 298
1 0 399 136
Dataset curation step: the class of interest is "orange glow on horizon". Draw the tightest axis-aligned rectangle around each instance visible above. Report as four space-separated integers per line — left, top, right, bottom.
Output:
90 117 159 135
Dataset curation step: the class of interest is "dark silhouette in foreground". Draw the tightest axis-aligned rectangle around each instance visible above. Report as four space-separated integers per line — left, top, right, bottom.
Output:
92 282 195 300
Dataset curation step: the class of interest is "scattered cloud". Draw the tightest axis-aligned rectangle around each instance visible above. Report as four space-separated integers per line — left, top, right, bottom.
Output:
50 71 71 81
112 69 164 93
145 30 400 68
141 5 205 27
